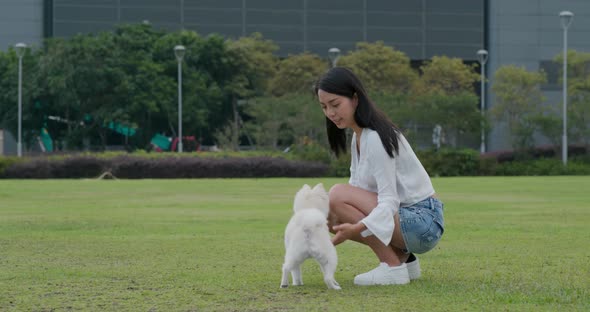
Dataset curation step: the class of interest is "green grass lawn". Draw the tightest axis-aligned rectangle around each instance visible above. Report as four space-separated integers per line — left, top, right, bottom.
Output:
0 177 588 311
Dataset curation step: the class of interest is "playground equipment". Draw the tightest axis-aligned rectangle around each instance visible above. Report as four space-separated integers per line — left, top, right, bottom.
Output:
37 128 53 152
150 134 199 152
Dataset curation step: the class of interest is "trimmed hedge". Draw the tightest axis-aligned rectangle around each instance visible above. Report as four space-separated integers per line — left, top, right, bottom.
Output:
1 145 589 178
0 156 24 176
415 148 590 177
417 149 481 177
0 155 328 179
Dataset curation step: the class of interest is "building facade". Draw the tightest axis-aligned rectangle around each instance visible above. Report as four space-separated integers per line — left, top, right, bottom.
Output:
0 0 44 51
46 0 484 59
487 0 590 150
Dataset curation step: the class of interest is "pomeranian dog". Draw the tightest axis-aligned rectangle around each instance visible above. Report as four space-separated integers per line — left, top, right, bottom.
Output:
280 183 341 290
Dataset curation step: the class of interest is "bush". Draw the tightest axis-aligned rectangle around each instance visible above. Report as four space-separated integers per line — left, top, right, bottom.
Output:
2 145 588 179
327 154 350 177
0 156 24 177
491 158 590 176
289 137 332 164
110 156 328 179
0 154 328 179
1 156 108 179
483 144 588 163
417 149 481 176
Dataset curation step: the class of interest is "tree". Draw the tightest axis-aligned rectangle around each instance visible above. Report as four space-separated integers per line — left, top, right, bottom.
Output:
411 92 482 148
242 93 326 149
554 50 590 148
0 46 40 149
407 56 482 147
226 32 278 99
34 32 127 150
337 41 418 93
243 52 328 150
220 33 279 150
111 23 173 149
413 56 480 96
491 65 547 150
268 53 328 97
148 28 225 149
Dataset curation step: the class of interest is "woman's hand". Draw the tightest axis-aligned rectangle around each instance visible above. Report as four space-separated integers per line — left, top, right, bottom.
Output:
331 223 366 246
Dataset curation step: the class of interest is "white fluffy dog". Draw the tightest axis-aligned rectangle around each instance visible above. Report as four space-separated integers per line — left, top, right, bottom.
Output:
280 183 341 290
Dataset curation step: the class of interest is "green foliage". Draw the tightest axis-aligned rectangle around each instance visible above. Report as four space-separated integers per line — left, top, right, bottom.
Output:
413 56 480 96
491 65 547 150
369 92 412 125
226 32 279 98
532 114 562 152
337 41 418 93
327 154 351 177
554 50 590 147
411 92 482 147
0 26 484 154
0 24 283 151
0 45 40 145
289 136 331 164
7 26 583 158
492 158 590 176
0 154 328 179
417 149 481 176
243 93 326 149
0 156 23 176
268 53 328 97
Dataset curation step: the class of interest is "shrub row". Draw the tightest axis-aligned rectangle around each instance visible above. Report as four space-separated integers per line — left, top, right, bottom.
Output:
1 145 589 178
482 144 589 162
416 148 590 177
0 155 328 179
291 140 590 177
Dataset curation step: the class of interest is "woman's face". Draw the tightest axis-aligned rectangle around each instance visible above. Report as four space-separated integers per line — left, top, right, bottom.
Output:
317 89 358 129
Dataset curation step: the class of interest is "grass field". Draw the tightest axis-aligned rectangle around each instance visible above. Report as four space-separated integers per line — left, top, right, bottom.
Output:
0 177 588 311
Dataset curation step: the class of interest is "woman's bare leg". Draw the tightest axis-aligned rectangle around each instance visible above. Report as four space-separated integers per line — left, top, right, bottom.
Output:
328 184 409 266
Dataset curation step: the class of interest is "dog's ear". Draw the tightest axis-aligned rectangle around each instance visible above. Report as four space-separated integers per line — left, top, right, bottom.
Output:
312 183 325 193
302 184 311 191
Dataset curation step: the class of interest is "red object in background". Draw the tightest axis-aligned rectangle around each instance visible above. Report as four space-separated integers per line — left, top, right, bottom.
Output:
171 136 200 152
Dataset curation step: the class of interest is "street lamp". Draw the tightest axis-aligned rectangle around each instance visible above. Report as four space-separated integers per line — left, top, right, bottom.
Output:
559 10 573 166
15 42 27 157
328 47 340 68
174 45 186 153
477 49 488 154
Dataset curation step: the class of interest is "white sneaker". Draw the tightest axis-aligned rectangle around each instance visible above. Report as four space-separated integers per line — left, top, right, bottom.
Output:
354 263 410 286
406 257 421 280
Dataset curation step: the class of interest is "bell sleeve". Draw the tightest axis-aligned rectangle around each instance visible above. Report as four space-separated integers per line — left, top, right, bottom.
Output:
359 133 400 246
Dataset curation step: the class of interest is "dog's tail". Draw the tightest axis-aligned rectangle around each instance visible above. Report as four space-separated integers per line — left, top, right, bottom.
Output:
296 209 328 232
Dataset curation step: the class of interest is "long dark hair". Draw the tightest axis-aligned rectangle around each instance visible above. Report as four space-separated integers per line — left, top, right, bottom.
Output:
314 67 400 158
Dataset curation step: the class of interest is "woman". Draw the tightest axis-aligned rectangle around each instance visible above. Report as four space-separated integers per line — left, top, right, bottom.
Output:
315 67 444 286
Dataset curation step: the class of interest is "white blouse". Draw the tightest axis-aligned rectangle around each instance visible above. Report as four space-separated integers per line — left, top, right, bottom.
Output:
350 128 435 246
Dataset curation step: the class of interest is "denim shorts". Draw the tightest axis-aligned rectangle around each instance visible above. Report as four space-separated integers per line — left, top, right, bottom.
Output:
399 197 445 254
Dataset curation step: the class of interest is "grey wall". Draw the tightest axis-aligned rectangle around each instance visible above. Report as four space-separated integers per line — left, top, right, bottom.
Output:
487 0 590 151
0 0 44 50
0 129 17 156
51 0 484 60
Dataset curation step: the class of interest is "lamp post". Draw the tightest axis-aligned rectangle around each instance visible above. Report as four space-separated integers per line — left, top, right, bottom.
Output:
477 49 488 154
15 43 27 157
559 11 573 166
328 47 340 68
174 45 186 153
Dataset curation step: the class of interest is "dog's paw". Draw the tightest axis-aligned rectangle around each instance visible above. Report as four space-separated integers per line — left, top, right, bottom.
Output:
328 281 341 290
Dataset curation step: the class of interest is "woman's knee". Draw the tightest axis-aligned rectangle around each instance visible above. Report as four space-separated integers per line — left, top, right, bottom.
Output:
328 183 348 208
